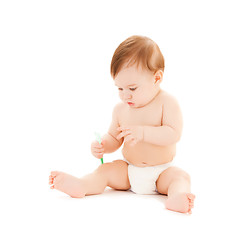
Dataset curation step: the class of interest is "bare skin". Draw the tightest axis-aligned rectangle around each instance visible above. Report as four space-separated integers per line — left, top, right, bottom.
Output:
50 160 130 197
49 65 195 214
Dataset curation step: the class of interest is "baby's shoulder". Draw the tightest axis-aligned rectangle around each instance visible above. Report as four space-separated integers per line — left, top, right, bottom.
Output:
113 102 124 111
159 90 182 115
158 90 179 105
112 102 125 116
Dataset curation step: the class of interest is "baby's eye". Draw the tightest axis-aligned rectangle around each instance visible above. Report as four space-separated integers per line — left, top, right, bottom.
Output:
129 88 137 91
118 88 123 91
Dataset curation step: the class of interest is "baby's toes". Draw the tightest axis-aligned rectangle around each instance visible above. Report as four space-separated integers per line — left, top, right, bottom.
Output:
51 171 60 177
52 173 64 189
49 171 61 188
187 193 195 202
189 203 194 211
49 179 54 189
49 175 54 183
187 193 195 214
189 202 194 207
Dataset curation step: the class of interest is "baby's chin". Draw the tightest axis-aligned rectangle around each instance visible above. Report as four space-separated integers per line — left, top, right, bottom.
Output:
127 102 139 108
129 103 146 108
124 100 149 108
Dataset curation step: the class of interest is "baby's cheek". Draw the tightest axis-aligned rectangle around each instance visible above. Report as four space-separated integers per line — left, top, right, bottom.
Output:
118 92 122 97
135 94 143 103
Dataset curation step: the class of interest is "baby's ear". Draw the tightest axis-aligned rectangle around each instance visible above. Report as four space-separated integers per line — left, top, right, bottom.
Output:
154 70 163 83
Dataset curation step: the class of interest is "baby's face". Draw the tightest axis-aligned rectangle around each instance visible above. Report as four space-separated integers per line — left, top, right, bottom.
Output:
114 65 160 108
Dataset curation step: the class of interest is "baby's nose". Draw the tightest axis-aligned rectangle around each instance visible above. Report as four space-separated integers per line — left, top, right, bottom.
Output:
124 93 132 100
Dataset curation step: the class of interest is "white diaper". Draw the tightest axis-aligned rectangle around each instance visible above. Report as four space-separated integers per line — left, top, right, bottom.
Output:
125 160 173 195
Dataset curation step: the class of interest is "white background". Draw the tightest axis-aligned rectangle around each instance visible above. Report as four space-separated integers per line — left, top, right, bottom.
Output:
1 0 245 239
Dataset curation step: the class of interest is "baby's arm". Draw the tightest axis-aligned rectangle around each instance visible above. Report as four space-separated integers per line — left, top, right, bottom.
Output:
102 104 123 153
117 95 183 146
143 94 183 146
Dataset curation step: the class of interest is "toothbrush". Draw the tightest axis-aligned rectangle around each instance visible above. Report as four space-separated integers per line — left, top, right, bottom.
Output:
94 132 104 164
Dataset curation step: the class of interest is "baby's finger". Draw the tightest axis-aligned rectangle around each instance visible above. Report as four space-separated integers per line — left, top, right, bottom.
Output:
117 130 131 140
93 149 104 154
124 135 134 143
101 139 106 146
117 126 130 132
94 140 103 146
92 143 103 149
95 153 103 159
93 144 104 150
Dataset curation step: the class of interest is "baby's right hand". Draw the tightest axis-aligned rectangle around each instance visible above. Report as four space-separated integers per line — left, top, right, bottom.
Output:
91 140 105 159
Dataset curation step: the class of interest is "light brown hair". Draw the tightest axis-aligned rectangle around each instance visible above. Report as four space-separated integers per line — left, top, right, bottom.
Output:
110 35 165 78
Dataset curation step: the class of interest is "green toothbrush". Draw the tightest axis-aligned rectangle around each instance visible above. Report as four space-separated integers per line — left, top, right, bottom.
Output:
94 132 104 164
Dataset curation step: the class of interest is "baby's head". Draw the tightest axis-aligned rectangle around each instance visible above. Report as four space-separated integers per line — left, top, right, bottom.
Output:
111 36 165 108
111 35 165 79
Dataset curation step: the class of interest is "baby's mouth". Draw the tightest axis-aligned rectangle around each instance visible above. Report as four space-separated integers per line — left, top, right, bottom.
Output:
127 102 134 106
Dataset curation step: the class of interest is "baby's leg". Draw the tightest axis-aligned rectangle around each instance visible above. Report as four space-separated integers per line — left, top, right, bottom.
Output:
156 167 195 214
49 160 130 198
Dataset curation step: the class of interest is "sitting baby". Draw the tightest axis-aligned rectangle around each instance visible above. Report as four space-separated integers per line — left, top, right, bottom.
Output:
49 35 195 214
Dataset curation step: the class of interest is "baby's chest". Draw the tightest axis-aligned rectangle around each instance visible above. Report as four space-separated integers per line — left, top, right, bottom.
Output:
119 105 163 127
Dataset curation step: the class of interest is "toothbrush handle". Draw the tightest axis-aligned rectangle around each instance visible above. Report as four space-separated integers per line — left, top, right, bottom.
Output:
100 157 104 164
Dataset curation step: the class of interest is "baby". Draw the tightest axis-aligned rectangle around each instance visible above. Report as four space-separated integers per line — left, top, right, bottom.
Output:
49 36 195 214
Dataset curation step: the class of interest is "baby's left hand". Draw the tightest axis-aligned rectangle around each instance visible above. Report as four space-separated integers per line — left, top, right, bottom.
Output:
117 126 144 146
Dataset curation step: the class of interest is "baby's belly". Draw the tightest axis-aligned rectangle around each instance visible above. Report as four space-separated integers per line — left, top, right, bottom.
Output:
122 142 176 167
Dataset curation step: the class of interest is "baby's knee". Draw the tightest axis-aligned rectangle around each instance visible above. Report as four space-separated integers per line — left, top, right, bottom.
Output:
96 160 126 175
96 162 112 175
177 170 191 183
166 167 191 183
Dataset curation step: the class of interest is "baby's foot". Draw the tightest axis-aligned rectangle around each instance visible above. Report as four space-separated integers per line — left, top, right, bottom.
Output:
49 171 86 198
165 193 195 214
